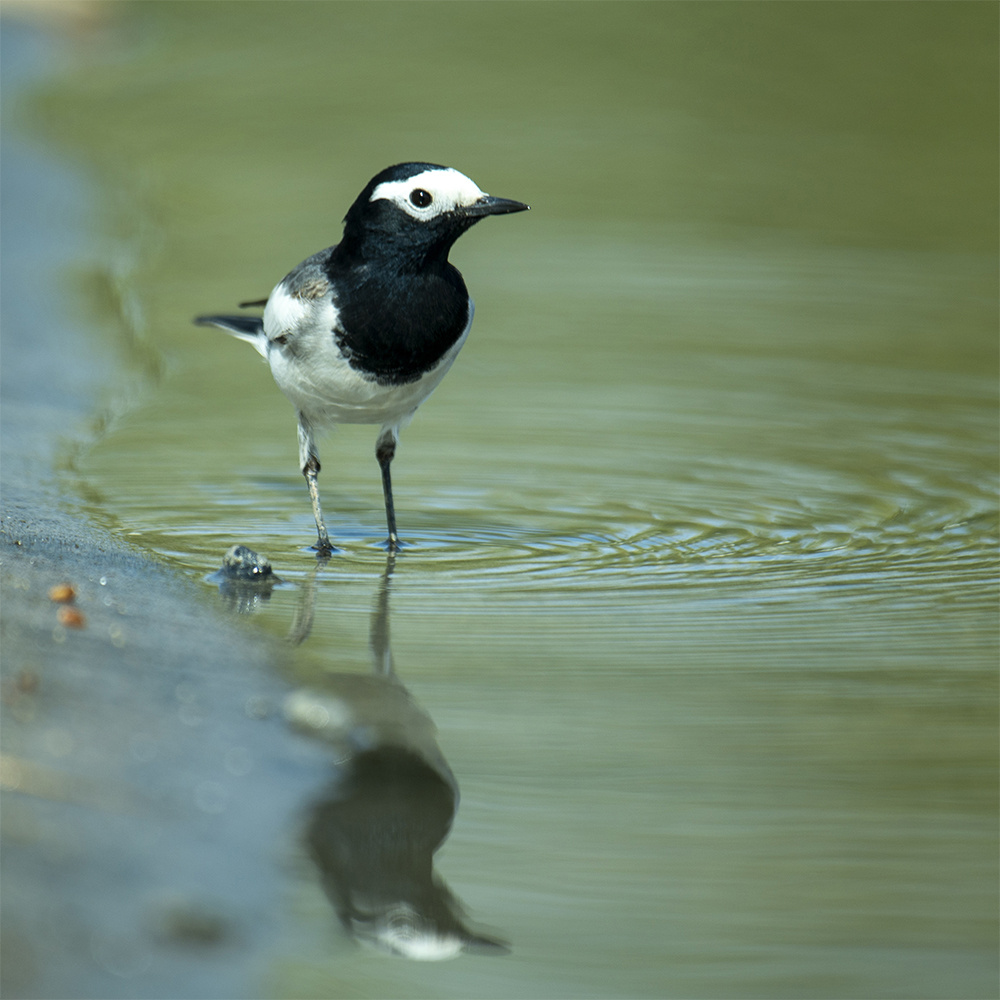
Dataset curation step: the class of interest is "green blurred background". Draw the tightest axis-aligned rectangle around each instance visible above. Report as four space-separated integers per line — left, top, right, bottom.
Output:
10 2 999 997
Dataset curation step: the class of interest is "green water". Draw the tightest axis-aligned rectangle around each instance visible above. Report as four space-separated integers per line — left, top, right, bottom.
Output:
30 2 998 996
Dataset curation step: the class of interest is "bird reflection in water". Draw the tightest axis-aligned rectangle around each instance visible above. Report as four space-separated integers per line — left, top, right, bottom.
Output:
284 555 508 960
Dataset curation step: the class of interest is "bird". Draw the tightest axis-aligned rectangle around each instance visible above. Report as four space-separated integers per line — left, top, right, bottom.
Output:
194 162 528 555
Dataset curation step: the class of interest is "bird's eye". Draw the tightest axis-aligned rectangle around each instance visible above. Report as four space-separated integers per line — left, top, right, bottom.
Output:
409 188 433 208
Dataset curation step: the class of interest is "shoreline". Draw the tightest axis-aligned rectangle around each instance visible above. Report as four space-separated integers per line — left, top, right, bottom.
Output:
0 19 325 998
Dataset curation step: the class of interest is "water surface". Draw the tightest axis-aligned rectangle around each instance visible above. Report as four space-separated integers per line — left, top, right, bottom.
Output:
24 3 999 997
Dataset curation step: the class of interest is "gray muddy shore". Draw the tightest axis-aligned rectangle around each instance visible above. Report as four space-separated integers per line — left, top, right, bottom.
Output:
0 18 327 998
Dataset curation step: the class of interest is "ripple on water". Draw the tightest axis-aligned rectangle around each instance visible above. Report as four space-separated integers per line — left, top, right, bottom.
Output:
289 488 996 618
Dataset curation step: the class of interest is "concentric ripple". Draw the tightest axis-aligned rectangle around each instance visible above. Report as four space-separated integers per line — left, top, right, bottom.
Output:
245 477 996 617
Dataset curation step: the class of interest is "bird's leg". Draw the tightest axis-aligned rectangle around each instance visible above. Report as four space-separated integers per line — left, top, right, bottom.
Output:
375 427 400 552
298 416 334 555
304 457 334 555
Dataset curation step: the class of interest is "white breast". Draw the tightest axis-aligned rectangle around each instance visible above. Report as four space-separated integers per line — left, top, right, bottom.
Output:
265 285 474 431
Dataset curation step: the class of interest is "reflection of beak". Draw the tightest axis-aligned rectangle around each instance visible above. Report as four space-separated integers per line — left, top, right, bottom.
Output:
463 194 530 218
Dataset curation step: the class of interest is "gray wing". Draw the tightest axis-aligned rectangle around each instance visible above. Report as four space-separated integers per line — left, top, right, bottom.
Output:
278 246 335 301
194 245 335 349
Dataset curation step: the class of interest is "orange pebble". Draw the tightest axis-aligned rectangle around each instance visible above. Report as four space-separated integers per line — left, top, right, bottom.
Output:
16 671 39 694
48 583 76 604
57 606 86 629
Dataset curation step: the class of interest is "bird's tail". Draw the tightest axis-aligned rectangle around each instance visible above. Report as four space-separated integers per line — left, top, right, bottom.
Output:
194 314 267 357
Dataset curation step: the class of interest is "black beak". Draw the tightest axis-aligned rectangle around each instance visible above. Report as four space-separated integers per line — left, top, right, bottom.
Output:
463 195 530 218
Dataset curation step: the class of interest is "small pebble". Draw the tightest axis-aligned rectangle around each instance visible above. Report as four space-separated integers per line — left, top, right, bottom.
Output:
57 606 86 629
48 583 76 603
16 671 39 694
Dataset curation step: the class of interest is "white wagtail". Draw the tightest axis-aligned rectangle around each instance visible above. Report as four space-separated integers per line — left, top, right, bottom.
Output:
195 163 528 554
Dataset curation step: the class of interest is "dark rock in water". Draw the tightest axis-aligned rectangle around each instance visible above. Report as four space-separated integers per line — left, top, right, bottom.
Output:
215 544 280 583
207 545 283 614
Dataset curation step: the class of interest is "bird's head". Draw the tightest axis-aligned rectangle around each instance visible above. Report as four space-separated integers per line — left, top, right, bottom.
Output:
342 162 528 264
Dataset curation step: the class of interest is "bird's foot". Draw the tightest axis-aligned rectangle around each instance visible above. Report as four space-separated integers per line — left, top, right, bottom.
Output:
310 538 338 559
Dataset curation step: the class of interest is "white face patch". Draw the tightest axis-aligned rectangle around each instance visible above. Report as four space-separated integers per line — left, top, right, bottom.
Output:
369 168 485 221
